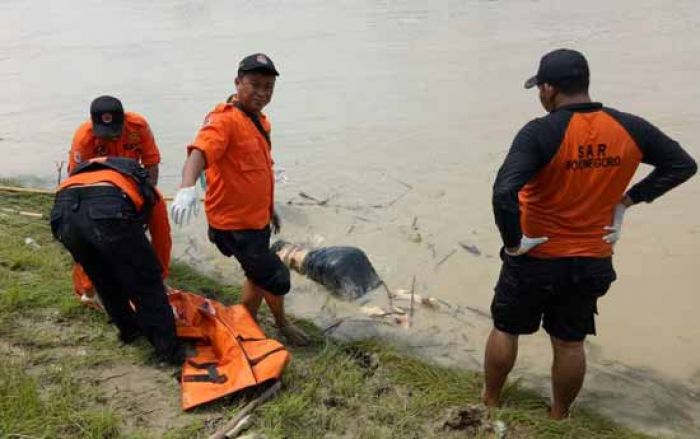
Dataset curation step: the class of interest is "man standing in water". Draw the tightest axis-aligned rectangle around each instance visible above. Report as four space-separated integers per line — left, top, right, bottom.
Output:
170 53 309 346
484 49 697 418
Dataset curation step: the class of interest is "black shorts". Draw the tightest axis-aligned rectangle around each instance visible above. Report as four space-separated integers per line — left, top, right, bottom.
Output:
208 226 290 296
490 250 616 342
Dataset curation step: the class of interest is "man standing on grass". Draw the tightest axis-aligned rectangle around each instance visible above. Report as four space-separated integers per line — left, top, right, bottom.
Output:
484 48 696 418
170 53 310 346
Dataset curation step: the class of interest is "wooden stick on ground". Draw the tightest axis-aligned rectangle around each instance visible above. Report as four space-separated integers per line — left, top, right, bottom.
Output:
0 207 43 218
0 185 55 195
0 184 211 203
408 275 416 328
208 381 282 439
225 414 252 438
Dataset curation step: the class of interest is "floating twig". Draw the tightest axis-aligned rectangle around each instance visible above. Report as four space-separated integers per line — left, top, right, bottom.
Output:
370 186 411 209
380 281 394 309
408 275 416 328
458 241 482 256
464 306 491 319
435 249 457 269
299 191 329 206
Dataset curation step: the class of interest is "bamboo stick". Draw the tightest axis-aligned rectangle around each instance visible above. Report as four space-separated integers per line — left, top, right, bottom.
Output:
208 381 282 439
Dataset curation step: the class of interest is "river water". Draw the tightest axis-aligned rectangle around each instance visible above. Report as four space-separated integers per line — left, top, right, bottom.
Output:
2 1 699 437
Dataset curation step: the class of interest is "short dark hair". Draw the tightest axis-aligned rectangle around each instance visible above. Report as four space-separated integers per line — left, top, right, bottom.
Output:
554 76 589 95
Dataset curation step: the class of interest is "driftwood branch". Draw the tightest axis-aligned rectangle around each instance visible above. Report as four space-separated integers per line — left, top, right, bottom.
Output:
208 381 282 439
380 281 394 309
434 249 457 269
225 414 252 438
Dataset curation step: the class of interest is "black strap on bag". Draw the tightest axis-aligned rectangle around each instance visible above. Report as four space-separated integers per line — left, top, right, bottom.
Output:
182 364 228 384
70 156 159 221
232 101 271 147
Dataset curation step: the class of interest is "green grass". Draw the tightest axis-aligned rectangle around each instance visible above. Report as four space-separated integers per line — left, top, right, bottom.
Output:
0 190 658 438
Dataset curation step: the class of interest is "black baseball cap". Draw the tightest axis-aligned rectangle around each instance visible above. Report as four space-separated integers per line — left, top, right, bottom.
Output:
237 53 279 76
524 49 589 89
90 95 124 138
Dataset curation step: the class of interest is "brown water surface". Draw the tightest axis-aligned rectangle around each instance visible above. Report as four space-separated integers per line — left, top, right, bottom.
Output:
2 1 699 436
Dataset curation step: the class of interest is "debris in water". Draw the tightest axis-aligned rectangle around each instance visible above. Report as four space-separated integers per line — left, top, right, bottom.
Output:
298 191 329 205
360 305 391 318
435 249 457 269
408 230 422 243
392 289 446 309
458 241 482 256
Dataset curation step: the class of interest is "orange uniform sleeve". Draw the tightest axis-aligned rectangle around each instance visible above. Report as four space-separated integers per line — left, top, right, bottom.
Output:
138 120 161 166
187 111 230 167
68 122 96 173
147 192 172 279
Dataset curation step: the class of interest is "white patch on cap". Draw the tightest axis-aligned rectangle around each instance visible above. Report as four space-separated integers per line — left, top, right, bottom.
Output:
74 152 82 164
101 113 113 124
256 55 268 65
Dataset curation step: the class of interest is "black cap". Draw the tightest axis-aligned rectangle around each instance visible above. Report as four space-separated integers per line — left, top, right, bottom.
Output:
90 95 124 138
524 49 589 89
238 53 279 76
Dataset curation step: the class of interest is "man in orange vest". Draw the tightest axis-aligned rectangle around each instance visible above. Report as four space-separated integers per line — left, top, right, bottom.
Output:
68 96 162 304
484 49 697 418
170 53 309 346
51 157 183 364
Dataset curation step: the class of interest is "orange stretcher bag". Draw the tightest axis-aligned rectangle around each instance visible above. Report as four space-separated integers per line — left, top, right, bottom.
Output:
168 289 290 410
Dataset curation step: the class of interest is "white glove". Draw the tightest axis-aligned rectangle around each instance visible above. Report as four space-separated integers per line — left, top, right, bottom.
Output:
603 203 626 245
504 235 549 256
170 186 198 226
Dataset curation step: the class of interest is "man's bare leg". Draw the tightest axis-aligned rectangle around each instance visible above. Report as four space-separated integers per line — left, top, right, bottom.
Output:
549 336 586 419
241 279 264 319
241 278 309 346
262 292 310 346
483 328 519 407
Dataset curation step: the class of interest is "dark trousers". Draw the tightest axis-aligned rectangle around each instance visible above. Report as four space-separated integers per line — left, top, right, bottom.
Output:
50 186 180 362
